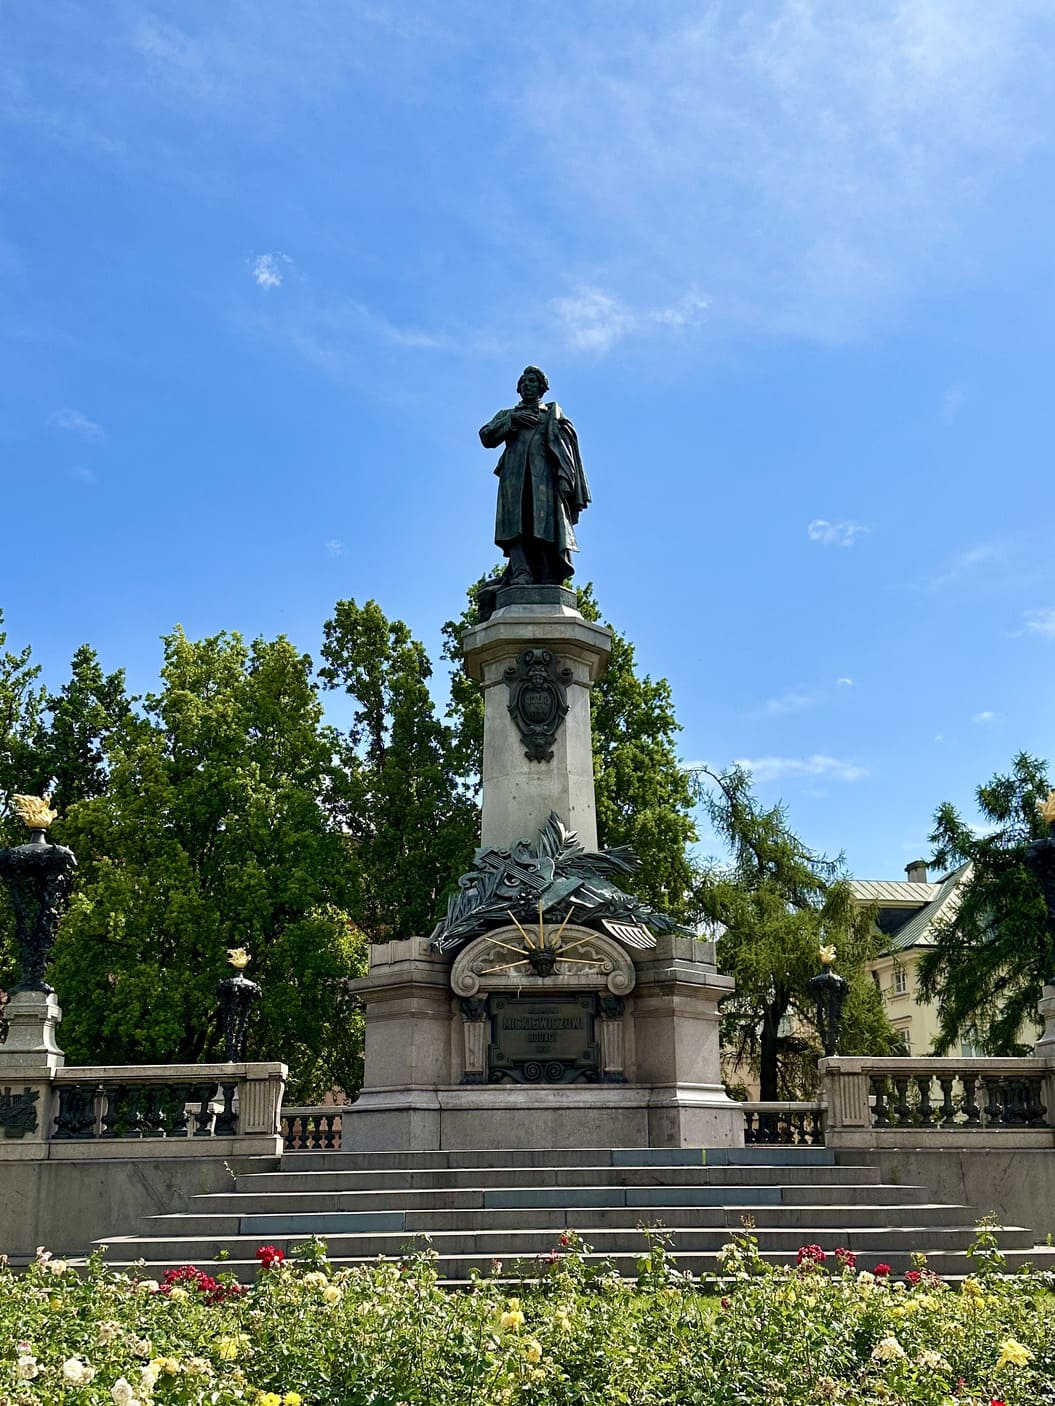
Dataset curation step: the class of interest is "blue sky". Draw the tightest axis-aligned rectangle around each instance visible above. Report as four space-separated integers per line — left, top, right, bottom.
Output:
2 1 1053 880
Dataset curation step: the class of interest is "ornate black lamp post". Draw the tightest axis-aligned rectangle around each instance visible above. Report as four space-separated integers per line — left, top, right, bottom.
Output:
1025 791 1055 987
809 943 849 1058
0 795 76 995
217 947 261 1062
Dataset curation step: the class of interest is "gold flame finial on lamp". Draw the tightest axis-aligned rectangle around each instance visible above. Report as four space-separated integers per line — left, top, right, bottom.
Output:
12 794 59 830
226 947 251 970
1037 791 1055 825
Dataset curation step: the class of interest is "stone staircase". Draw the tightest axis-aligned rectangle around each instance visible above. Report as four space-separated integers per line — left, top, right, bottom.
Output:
94 1146 1053 1283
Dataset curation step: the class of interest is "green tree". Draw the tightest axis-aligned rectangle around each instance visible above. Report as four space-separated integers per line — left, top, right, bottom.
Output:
917 751 1050 1055
52 628 364 1100
693 765 899 1100
30 644 132 809
321 599 479 941
441 577 701 922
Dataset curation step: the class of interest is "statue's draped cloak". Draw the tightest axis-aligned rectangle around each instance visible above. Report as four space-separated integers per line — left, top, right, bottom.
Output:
480 402 591 578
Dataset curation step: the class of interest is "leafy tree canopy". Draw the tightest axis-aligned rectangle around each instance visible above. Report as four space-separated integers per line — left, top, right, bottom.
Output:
917 751 1050 1055
49 628 365 1101
693 765 900 1100
321 599 479 941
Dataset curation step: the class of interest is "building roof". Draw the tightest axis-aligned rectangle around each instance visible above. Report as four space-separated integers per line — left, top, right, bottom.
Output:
851 864 970 955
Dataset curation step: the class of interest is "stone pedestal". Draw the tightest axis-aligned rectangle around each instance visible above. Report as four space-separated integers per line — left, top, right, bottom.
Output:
0 990 64 1073
347 930 743 1150
0 991 64 1149
462 587 611 850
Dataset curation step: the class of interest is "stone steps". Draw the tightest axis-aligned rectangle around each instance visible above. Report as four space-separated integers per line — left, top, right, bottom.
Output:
183 1182 932 1213
93 1146 1051 1284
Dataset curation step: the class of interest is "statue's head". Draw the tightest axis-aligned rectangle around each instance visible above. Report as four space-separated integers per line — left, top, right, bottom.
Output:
517 365 549 400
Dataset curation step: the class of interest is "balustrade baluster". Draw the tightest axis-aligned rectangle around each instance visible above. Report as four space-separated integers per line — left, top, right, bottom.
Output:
962 1074 981 1126
168 1086 190 1137
938 1076 956 1127
893 1075 911 1127
743 1111 756 1144
191 1083 218 1136
871 1076 890 1127
99 1085 121 1138
1027 1078 1048 1127
142 1087 166 1137
322 1113 338 1150
214 1082 238 1136
915 1075 934 1125
53 1085 97 1139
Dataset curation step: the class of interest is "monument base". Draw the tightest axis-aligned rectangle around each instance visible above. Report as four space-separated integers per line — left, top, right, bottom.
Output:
347 932 744 1152
0 991 65 1073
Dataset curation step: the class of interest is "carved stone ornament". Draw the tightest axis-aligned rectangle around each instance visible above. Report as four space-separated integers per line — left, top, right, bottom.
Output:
504 648 573 762
450 922 636 999
0 1086 40 1138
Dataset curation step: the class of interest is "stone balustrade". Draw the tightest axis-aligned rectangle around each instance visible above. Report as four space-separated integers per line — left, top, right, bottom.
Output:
820 1055 1055 1149
741 1101 825 1146
281 1105 349 1150
0 1062 287 1160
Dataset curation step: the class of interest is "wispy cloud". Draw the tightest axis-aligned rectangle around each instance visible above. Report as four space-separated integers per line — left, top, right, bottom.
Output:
509 3 1055 341
915 541 1004 591
807 519 868 548
249 252 292 289
971 710 1001 725
762 690 817 716
52 407 104 441
836 677 854 688
325 539 345 557
1024 607 1055 638
735 754 868 784
549 286 709 354
68 466 97 485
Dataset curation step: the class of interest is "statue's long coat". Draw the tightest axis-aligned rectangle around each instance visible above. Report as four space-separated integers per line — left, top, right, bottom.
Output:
479 402 591 577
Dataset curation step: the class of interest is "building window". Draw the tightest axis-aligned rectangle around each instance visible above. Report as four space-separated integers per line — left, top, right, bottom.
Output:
894 1027 911 1055
893 966 908 996
871 970 881 991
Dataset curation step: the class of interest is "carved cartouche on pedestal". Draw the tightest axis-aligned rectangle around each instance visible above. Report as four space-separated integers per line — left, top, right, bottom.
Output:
0 797 77 995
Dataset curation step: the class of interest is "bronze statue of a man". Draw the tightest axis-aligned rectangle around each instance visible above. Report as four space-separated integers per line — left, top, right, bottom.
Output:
479 366 590 585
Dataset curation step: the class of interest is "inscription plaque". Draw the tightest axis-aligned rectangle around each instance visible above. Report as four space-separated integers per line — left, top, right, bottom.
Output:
488 994 599 1084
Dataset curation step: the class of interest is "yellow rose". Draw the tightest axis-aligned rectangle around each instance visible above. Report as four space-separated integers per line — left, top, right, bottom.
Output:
322 1284 343 1305
216 1337 242 1362
996 1338 1033 1370
168 1286 189 1302
523 1340 542 1364
256 1394 281 1406
282 1394 303 1406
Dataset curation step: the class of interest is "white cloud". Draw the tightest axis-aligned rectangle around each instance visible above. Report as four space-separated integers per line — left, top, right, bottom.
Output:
763 690 816 716
249 252 291 289
1025 607 1055 638
52 407 104 441
549 285 708 354
971 710 1001 724
325 539 345 557
68 466 97 484
807 519 868 548
735 754 868 784
836 677 854 688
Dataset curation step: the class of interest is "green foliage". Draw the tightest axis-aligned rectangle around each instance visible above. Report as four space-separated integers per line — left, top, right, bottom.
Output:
694 765 900 1099
0 607 44 836
51 628 364 1100
4 1241 1054 1404
30 643 132 809
441 577 701 923
320 599 479 941
917 751 1050 1054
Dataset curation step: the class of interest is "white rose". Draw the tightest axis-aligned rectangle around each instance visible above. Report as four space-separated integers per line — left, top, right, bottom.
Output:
111 1377 138 1405
17 1356 39 1380
136 1278 160 1293
48 1259 70 1275
62 1357 96 1383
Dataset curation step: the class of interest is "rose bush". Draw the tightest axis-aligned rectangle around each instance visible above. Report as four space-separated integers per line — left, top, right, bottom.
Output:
0 1233 1052 1404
